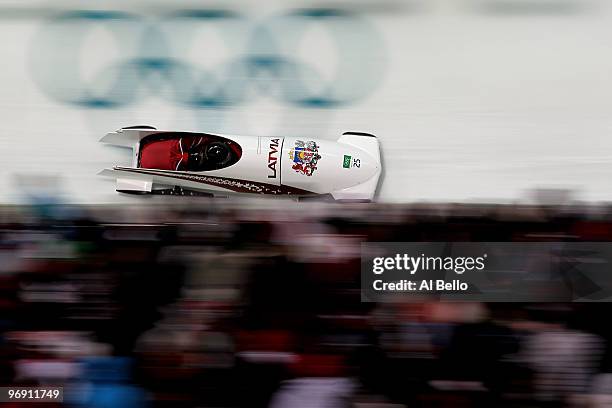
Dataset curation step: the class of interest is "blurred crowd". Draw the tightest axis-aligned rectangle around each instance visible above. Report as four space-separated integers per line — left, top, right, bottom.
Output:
2 200 612 407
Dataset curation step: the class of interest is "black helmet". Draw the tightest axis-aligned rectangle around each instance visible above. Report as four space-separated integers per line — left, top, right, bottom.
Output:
205 142 231 166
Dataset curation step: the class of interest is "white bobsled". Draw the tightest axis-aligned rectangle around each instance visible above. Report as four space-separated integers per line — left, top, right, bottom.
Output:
99 126 382 201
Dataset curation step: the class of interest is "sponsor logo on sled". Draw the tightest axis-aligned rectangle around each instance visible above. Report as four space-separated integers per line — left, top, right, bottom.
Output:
343 155 351 168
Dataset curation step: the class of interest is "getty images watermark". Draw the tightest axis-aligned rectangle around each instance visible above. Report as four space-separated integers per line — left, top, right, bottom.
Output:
361 242 612 302
371 252 488 292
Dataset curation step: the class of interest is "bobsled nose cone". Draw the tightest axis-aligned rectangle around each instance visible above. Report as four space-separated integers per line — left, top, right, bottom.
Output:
360 155 380 179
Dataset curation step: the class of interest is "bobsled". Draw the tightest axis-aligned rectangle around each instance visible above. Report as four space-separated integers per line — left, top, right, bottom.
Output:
99 126 382 201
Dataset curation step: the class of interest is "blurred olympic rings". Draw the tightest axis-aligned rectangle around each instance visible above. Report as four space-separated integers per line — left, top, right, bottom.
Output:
29 9 386 109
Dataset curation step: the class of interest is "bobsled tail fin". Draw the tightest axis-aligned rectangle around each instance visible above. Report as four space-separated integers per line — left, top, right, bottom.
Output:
100 126 158 168
333 132 382 202
99 126 158 148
